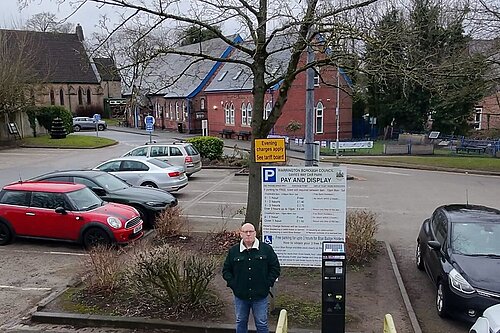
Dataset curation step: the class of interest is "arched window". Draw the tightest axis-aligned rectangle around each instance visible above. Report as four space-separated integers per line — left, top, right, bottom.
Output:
316 101 324 134
264 102 272 120
175 102 180 120
78 88 83 105
241 103 247 125
86 88 91 104
229 103 235 124
200 98 206 110
182 101 188 120
59 89 64 105
49 89 55 105
169 102 172 119
246 103 252 125
224 103 230 124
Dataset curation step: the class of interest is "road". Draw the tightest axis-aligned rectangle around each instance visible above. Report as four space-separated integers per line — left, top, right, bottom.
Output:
1 129 497 332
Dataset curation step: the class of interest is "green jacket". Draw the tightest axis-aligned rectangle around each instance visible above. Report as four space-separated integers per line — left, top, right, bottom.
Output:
222 241 281 301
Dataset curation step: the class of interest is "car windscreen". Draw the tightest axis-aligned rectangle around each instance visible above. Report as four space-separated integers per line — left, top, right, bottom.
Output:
148 158 173 168
452 222 500 256
184 145 199 156
94 173 129 191
66 187 103 211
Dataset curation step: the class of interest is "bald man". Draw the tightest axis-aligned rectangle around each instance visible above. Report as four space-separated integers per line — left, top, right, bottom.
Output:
222 223 281 333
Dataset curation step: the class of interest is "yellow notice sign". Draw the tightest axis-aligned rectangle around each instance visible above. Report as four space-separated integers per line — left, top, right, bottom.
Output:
255 138 286 163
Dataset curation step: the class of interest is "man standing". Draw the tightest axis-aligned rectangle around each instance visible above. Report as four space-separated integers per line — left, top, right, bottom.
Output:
222 223 281 333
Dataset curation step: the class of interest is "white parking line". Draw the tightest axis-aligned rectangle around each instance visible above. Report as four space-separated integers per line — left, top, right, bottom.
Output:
0 285 52 292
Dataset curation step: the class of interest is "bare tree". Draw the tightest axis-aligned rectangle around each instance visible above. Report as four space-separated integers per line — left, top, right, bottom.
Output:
21 0 381 229
24 12 75 33
0 30 39 125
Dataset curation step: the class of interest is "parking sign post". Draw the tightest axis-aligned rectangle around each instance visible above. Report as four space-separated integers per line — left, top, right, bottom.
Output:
145 115 155 144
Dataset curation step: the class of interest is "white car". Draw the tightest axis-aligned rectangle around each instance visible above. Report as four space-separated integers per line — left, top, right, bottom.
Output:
122 142 202 177
93 157 188 192
470 304 500 333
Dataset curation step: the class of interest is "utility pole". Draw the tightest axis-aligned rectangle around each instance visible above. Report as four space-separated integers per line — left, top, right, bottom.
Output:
304 44 315 166
335 66 340 159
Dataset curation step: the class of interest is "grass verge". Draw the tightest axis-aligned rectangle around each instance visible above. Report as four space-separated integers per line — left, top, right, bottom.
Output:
21 134 116 148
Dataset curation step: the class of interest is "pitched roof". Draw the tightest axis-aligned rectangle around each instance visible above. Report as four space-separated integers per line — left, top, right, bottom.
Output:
0 28 99 84
134 36 241 98
93 58 121 82
205 34 295 92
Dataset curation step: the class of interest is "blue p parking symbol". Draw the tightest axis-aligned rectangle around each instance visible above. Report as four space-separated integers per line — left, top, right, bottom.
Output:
262 168 277 182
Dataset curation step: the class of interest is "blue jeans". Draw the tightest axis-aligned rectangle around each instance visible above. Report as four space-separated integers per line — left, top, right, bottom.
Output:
234 295 269 333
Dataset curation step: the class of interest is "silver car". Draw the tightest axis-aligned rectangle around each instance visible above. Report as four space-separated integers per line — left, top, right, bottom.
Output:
93 157 188 192
73 117 107 132
122 142 202 177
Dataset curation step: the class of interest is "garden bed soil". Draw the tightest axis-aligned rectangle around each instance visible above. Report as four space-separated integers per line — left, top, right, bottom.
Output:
42 235 413 332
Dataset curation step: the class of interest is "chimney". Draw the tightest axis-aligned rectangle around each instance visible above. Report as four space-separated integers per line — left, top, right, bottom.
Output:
76 24 84 41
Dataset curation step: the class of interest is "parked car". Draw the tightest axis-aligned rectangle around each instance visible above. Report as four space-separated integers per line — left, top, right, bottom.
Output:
122 142 202 177
469 304 500 333
30 170 177 228
0 182 143 248
416 204 500 322
72 117 107 132
93 157 188 192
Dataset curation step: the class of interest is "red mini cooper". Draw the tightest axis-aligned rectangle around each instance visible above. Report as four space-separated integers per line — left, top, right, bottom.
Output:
0 182 143 248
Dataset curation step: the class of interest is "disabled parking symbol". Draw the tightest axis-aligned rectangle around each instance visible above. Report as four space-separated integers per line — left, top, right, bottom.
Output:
263 235 273 245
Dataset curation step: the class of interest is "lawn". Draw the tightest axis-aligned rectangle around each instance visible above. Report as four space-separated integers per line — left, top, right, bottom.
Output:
21 134 117 148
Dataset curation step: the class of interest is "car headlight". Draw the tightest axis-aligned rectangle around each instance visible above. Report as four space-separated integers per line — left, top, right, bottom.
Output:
145 201 165 207
449 268 475 294
107 217 122 229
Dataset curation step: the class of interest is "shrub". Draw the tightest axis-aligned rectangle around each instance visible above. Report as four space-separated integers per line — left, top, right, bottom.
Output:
187 136 224 160
36 105 73 133
83 245 124 294
154 206 189 241
127 245 218 312
346 210 379 264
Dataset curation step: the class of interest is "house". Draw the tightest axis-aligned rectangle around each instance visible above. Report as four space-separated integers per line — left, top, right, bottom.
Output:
469 39 500 131
130 34 352 141
203 35 353 140
0 25 121 140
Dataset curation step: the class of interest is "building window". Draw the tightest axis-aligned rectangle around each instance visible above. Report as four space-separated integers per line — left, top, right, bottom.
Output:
233 69 243 80
218 71 228 81
230 103 235 124
86 88 91 104
474 107 482 130
241 103 247 125
224 103 230 124
264 102 272 120
59 89 64 105
247 103 252 125
316 101 324 134
314 67 320 87
182 101 188 120
175 102 180 120
50 89 55 105
200 98 206 110
169 102 172 119
78 88 83 105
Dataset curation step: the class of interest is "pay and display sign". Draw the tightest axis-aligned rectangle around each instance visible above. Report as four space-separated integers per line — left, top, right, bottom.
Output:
261 166 347 267
145 115 155 132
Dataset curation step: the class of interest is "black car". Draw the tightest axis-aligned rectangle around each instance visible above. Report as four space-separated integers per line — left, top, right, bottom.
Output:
31 170 177 228
416 204 500 322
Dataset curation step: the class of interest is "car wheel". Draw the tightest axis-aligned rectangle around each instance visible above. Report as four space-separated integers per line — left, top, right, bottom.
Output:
73 125 81 132
134 206 151 228
141 182 158 188
0 222 12 245
97 124 105 131
436 281 448 318
83 228 111 249
416 242 424 270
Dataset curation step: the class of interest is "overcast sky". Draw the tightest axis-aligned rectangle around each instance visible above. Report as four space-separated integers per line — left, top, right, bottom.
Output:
1 0 116 35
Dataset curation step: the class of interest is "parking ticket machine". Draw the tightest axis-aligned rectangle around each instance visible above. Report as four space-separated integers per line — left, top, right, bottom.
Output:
322 241 346 333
